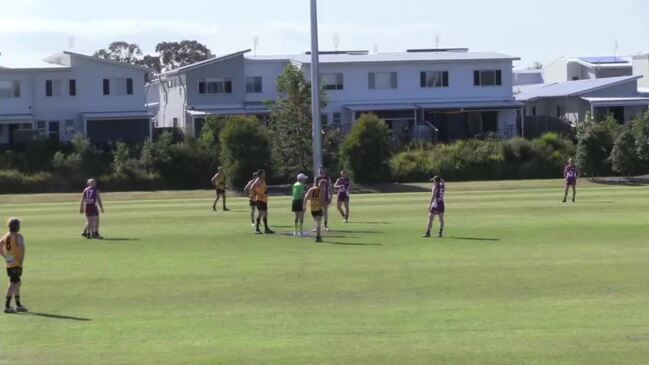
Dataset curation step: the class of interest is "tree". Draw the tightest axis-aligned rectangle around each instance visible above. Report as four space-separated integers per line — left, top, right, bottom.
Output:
94 41 143 64
155 40 213 71
220 116 272 187
576 115 621 177
141 55 162 74
340 114 392 183
268 64 326 180
610 128 642 176
632 111 649 165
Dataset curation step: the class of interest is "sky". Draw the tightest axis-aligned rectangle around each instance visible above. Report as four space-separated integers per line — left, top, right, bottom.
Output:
0 0 647 68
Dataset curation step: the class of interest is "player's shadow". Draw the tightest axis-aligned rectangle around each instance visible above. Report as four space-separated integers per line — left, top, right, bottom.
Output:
448 237 500 242
22 312 91 321
333 230 383 234
349 221 391 225
325 241 382 246
101 238 140 242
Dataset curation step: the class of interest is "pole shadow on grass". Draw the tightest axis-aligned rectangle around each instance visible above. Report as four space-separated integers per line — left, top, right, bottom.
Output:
348 221 391 225
101 238 141 242
333 230 383 235
447 237 500 242
22 312 91 321
325 241 382 246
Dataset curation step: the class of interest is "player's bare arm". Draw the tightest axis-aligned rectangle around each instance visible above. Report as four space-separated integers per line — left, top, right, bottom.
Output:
97 191 105 213
303 188 315 211
79 193 86 214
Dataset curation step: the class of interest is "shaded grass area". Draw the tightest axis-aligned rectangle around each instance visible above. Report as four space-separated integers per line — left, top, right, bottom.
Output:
0 180 648 364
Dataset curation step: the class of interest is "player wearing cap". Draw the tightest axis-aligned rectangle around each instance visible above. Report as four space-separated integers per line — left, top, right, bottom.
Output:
423 176 445 238
291 173 309 236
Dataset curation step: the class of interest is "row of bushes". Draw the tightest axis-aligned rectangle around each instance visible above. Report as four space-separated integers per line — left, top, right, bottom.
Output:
389 133 575 182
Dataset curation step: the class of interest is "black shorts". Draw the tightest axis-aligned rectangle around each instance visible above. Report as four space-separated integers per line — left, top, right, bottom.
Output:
216 189 226 195
311 210 323 218
257 201 268 211
291 200 304 213
249 199 256 207
6 267 22 283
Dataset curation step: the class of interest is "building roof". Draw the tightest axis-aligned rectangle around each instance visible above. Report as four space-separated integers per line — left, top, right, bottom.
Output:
581 96 649 107
248 51 520 64
80 111 154 120
159 49 251 76
515 75 642 101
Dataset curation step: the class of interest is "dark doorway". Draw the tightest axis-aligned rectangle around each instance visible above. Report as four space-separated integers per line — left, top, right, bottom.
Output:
48 121 60 141
482 111 498 133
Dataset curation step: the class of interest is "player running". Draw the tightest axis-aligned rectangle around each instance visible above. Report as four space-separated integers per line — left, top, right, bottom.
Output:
80 178 104 239
304 180 327 243
251 169 274 235
563 159 579 203
423 176 445 238
243 171 259 227
210 166 229 212
334 170 351 223
291 173 309 236
1 218 28 314
314 167 333 231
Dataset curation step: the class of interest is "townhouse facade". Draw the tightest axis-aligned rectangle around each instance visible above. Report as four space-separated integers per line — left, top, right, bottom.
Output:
149 49 523 143
0 52 152 147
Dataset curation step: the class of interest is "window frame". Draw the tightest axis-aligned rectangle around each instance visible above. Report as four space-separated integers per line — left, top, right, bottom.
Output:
473 70 503 87
199 78 233 95
420 71 449 88
368 72 398 90
246 76 263 93
321 73 344 90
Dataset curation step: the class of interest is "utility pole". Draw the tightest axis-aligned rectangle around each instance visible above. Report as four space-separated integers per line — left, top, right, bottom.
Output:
310 0 323 177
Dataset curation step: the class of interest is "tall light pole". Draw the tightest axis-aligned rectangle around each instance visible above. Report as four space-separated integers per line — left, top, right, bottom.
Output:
310 0 323 177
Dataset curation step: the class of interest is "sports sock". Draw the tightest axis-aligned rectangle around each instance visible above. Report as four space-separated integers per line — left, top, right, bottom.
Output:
256 217 261 231
5 296 11 308
14 296 21 307
223 197 227 209
263 217 269 230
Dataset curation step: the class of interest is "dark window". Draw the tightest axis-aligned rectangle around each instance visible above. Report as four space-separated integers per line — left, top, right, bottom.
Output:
333 112 342 125
532 107 537 116
46 80 53 97
420 71 449 88
557 105 562 117
572 76 579 81
126 78 133 95
199 81 206 94
200 78 232 94
368 72 398 89
69 79 76 96
474 70 502 86
321 73 343 90
103 79 110 95
246 76 263 93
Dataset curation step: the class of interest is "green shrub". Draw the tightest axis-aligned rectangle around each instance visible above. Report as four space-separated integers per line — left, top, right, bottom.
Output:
220 115 272 188
576 116 621 177
610 128 642 176
341 114 392 183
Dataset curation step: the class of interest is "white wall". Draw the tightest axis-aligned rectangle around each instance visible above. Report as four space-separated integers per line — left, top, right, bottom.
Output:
244 60 288 103
633 55 649 89
0 70 35 116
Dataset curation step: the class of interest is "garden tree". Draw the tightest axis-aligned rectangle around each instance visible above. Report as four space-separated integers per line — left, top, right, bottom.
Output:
575 115 621 177
340 114 392 183
93 41 144 65
268 64 327 179
323 126 344 175
632 111 649 164
220 116 272 187
610 128 642 176
141 55 162 74
112 142 131 176
155 40 213 71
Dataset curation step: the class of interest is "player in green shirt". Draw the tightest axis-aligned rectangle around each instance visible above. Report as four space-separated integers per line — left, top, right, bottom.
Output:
291 173 309 236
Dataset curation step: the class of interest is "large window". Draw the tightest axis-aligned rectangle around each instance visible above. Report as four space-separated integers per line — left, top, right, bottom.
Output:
246 76 263 93
420 71 449 88
199 78 233 94
0 80 20 98
473 70 502 86
321 73 344 90
369 72 398 89
103 78 134 95
46 79 76 97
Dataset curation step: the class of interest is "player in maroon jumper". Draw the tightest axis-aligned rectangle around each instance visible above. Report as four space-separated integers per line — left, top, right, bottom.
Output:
334 170 351 223
314 166 333 231
79 179 104 239
562 159 579 203
423 176 445 238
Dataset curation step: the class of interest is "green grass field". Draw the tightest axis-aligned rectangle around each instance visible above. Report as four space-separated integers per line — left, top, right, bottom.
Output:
1 180 648 365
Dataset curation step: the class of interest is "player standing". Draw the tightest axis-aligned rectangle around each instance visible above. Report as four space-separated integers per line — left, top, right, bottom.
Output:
1 218 28 314
80 178 104 239
291 173 309 236
423 176 445 238
251 169 274 235
334 170 351 223
314 167 333 231
243 171 259 227
211 166 229 212
304 180 327 243
563 159 579 203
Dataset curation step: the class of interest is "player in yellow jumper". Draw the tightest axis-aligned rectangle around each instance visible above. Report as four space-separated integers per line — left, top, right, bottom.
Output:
1 218 28 314
304 179 327 243
210 166 229 212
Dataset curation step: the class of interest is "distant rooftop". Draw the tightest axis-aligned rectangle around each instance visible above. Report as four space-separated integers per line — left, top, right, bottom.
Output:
248 50 520 64
516 75 642 101
579 56 630 65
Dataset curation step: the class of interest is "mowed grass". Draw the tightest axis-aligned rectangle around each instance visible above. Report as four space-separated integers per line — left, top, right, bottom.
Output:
1 180 648 365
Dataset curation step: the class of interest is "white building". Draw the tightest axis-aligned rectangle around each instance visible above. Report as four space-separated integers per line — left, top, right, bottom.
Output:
516 75 649 126
149 48 523 143
0 52 152 147
542 56 633 84
633 54 649 92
